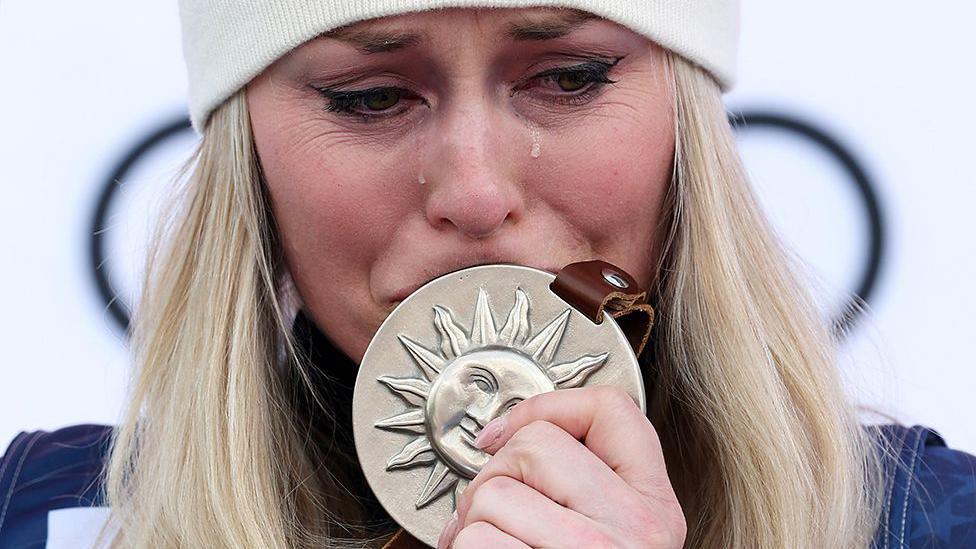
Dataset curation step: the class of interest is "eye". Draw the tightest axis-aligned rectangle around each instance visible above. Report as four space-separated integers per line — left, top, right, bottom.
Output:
469 369 498 393
540 60 619 92
473 377 492 392
555 71 589 92
313 85 427 122
362 88 401 110
518 57 623 105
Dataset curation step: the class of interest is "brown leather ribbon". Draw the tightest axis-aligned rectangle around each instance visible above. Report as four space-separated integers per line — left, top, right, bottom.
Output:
549 259 654 357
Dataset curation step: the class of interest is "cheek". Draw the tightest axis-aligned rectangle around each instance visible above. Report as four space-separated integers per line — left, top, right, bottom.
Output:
257 132 415 264
247 81 423 268
536 110 673 237
249 96 425 359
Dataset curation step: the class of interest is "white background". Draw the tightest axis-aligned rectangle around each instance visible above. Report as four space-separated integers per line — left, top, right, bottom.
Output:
1 2 974 454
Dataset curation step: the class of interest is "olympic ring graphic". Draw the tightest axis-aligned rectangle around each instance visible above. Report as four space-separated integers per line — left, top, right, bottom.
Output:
728 111 886 336
88 117 192 335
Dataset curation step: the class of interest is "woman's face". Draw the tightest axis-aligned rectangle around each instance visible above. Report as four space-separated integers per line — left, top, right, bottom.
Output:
247 7 674 363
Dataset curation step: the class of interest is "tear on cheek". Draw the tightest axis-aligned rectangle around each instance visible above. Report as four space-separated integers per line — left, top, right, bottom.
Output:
529 125 542 159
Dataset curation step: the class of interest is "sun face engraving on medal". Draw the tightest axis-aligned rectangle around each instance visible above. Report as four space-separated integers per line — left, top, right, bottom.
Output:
373 286 610 510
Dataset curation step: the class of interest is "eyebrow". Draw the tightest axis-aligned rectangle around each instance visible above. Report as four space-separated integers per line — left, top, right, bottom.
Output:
322 9 598 54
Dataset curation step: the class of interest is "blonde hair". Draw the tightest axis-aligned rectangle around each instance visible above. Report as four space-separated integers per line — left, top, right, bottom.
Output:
105 51 887 548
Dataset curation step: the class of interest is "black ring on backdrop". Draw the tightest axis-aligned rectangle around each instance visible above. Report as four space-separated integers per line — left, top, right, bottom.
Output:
89 112 885 339
728 110 886 337
88 117 193 335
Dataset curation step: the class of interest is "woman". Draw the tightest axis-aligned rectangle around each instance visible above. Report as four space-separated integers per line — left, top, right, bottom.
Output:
2 2 974 548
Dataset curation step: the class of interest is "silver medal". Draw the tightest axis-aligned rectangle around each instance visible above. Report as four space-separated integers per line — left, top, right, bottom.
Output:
352 263 646 547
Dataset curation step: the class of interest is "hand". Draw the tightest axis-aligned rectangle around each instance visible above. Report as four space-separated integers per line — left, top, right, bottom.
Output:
437 385 686 549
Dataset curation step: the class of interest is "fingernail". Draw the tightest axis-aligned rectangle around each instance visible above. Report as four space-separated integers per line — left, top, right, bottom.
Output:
474 415 507 449
437 510 459 549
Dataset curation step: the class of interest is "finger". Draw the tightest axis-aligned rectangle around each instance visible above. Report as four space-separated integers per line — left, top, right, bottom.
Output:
451 521 531 549
473 385 668 494
456 475 616 548
458 418 646 534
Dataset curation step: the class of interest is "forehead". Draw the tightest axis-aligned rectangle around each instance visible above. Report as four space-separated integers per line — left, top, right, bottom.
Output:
318 7 601 54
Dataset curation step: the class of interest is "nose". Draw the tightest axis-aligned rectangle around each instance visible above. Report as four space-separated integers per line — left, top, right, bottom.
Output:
466 398 505 429
465 407 490 432
421 101 523 239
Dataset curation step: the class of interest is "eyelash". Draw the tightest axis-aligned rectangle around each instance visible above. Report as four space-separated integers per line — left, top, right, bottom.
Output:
314 57 621 123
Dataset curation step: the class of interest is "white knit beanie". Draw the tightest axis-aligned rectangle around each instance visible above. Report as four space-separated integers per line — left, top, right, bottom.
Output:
178 0 740 134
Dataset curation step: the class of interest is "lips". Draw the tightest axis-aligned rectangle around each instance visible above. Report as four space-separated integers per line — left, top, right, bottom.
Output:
386 260 561 305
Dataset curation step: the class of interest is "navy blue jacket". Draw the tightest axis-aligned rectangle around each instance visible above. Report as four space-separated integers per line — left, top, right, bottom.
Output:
1 423 974 547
